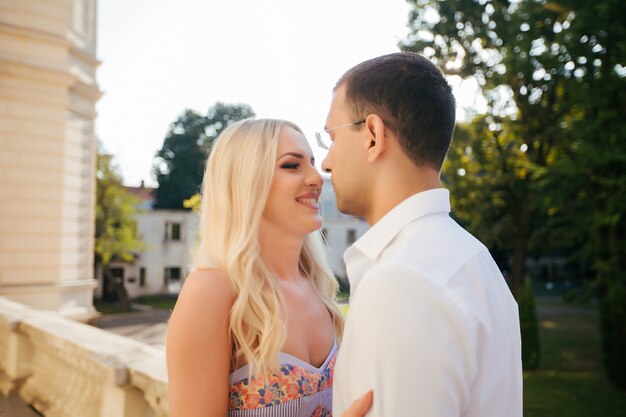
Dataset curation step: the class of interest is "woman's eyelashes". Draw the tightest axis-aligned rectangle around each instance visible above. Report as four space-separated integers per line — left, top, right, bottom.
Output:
280 158 315 170
281 162 300 170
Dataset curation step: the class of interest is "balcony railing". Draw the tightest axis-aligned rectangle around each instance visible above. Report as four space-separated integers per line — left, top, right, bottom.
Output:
0 297 169 417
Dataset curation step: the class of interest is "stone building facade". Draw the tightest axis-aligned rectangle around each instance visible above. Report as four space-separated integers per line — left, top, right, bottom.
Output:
0 0 101 321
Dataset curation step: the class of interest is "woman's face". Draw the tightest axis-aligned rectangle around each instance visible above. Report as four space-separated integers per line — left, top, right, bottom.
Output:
261 126 324 237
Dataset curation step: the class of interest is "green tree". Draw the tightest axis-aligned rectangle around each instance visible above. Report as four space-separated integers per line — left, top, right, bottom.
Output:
402 0 626 386
444 117 545 369
95 143 144 311
542 0 626 387
401 0 577 299
153 102 255 209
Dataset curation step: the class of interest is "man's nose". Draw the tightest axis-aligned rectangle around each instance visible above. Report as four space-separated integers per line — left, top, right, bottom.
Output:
321 155 332 173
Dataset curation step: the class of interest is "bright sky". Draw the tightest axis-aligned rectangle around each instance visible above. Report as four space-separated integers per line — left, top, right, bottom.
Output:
96 0 482 186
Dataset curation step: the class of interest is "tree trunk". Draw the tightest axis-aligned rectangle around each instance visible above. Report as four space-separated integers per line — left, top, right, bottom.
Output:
115 280 131 312
510 184 531 300
103 265 131 312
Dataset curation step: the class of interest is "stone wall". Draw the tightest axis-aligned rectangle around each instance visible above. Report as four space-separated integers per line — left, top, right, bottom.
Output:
0 297 169 417
0 0 100 321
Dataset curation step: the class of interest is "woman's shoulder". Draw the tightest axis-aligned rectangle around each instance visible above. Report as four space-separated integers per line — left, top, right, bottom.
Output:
184 268 234 292
171 268 235 320
183 267 235 299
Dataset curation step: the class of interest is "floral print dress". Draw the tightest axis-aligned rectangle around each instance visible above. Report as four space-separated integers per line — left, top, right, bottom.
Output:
228 340 337 417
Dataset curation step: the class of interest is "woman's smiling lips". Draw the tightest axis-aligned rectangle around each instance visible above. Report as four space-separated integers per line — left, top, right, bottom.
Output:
295 192 320 210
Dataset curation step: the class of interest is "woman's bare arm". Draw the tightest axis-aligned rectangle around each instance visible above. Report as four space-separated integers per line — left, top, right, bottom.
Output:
166 269 235 417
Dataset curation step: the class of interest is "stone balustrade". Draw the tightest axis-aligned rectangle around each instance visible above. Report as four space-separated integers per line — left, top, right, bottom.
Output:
0 297 169 417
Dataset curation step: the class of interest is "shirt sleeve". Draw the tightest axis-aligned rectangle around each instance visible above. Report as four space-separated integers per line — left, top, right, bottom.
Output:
347 262 477 417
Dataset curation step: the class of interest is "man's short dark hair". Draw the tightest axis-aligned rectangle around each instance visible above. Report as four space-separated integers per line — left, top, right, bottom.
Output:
336 52 456 170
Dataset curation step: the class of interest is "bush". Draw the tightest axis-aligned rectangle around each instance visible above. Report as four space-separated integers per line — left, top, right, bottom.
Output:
520 277 541 370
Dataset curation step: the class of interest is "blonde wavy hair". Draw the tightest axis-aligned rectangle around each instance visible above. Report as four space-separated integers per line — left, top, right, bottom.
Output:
193 118 344 378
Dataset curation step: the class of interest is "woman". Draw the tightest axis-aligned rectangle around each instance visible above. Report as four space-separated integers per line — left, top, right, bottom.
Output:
166 119 369 417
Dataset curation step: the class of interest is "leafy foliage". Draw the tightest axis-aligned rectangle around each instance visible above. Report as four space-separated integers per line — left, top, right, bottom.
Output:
402 0 626 387
153 102 255 209
183 193 201 212
401 0 585 297
95 143 144 310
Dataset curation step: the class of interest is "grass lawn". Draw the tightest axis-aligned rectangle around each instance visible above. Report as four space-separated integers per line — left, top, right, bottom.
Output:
93 298 135 315
134 294 178 311
524 297 626 417
94 294 178 315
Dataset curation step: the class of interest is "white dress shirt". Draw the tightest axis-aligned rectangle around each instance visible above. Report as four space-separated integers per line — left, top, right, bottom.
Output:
333 189 522 417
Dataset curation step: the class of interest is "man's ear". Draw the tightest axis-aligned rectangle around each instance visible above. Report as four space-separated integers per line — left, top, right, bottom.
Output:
364 114 388 163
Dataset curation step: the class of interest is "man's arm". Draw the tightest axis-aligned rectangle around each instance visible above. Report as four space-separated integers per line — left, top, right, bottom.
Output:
347 263 477 417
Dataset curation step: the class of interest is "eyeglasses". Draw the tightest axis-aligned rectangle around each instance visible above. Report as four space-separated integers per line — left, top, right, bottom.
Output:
315 120 365 150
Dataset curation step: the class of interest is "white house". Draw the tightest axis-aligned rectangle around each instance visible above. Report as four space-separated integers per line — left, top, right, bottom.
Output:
96 178 367 299
319 178 370 286
95 185 198 300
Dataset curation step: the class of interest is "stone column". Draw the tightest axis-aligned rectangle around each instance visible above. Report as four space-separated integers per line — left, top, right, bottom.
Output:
0 0 101 321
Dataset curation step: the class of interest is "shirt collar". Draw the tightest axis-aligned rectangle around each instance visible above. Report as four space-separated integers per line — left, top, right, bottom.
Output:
351 188 451 261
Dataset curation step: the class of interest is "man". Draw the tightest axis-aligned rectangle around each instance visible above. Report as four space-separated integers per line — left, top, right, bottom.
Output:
320 53 523 417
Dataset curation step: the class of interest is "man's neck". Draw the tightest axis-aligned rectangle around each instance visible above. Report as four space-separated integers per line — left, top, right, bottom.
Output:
366 168 441 225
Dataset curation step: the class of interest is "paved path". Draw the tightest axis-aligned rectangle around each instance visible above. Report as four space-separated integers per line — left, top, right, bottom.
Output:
0 392 41 417
95 306 172 350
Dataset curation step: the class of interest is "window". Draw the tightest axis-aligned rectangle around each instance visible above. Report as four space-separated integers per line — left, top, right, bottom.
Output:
169 267 181 280
347 229 356 245
139 267 146 287
164 267 182 285
165 222 182 241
